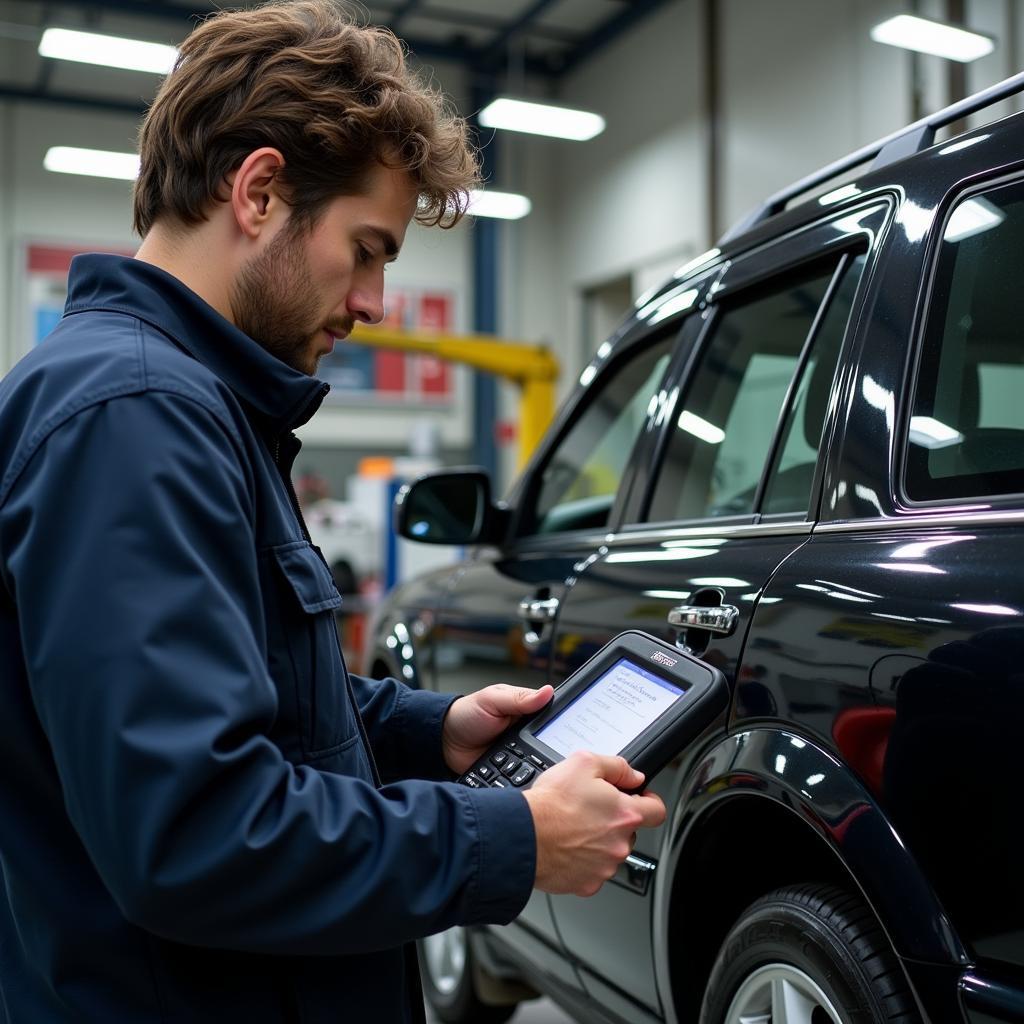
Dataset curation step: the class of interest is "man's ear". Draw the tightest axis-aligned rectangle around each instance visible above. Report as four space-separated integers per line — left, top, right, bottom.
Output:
229 148 287 240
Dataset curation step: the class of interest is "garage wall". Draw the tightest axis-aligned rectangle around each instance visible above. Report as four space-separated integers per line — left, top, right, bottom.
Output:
4 0 1024 494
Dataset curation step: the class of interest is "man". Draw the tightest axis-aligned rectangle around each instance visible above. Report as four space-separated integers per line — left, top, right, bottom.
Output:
0 3 665 1021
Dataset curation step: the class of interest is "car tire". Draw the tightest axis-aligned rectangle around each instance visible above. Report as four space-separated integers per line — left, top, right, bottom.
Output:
700 883 918 1024
419 928 516 1024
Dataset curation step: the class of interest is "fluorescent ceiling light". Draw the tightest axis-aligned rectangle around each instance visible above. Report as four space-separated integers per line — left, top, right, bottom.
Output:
677 410 724 444
478 97 605 141
870 15 994 63
44 146 140 180
944 196 1005 242
467 189 531 220
39 27 177 74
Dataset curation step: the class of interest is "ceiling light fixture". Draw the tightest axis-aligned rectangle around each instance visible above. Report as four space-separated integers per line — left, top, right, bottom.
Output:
478 97 605 141
467 189 532 220
44 146 140 181
39 27 177 75
870 15 994 62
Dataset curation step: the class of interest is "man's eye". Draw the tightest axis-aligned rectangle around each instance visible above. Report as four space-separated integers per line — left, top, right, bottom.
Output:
357 245 373 264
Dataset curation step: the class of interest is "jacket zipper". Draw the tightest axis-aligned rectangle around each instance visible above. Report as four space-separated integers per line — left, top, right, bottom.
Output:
272 433 383 789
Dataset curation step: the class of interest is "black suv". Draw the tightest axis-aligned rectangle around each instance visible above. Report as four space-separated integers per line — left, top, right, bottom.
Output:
368 76 1024 1024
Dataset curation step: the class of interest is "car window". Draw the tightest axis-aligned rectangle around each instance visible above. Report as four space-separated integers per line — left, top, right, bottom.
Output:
647 262 837 523
531 336 674 535
905 180 1024 502
761 254 866 515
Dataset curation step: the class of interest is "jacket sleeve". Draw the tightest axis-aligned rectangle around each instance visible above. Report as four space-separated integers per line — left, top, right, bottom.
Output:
347 673 460 783
3 390 535 955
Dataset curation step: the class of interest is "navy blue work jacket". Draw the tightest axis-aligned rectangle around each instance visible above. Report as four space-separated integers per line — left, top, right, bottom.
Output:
0 255 535 1022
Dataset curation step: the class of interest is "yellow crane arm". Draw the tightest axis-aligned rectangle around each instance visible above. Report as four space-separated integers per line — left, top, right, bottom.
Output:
348 325 560 469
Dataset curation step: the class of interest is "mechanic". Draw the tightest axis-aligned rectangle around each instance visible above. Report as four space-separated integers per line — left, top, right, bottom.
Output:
0 2 665 1022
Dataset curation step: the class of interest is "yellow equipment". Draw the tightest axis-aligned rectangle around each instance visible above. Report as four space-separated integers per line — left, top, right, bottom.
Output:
348 326 560 470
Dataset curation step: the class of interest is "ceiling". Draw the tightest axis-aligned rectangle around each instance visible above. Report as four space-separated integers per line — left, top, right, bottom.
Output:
0 0 674 116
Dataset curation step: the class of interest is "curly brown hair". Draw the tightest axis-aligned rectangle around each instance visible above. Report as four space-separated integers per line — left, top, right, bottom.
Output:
133 0 479 236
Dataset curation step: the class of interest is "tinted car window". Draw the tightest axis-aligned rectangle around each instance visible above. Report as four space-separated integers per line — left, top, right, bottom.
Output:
761 254 866 515
648 262 836 523
531 336 674 535
906 181 1024 502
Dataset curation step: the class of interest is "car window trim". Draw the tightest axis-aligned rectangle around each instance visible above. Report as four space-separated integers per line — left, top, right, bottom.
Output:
814 507 1024 533
896 168 1024 512
610 518 815 544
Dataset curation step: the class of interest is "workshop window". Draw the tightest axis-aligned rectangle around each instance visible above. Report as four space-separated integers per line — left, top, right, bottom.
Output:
905 180 1024 502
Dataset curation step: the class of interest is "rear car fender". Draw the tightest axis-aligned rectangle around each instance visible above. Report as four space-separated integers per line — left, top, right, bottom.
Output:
652 727 968 1014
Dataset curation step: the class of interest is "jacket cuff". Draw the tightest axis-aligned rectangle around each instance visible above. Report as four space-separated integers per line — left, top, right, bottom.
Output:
394 687 460 781
456 784 536 924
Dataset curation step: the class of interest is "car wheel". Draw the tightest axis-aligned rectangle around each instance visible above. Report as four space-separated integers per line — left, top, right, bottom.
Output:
419 927 516 1024
700 883 918 1024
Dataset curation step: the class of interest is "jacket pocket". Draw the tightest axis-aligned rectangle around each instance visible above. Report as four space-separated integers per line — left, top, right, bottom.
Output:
270 541 355 759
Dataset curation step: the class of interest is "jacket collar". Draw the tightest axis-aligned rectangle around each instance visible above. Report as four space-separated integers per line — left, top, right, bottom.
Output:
64 254 329 433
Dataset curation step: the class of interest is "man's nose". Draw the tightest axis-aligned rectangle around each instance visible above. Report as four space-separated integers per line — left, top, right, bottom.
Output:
348 285 385 325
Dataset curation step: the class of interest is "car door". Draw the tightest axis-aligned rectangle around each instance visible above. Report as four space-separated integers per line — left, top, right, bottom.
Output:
544 203 887 1021
740 165 1024 986
429 297 708 976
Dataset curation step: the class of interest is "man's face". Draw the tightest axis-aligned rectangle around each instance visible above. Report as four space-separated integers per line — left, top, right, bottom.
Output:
231 163 417 376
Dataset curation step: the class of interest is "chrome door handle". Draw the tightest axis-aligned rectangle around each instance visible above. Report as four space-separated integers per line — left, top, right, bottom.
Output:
667 604 739 636
518 597 560 622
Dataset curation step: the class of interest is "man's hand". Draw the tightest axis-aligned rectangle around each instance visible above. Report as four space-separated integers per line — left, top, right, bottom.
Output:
441 684 554 776
522 752 666 896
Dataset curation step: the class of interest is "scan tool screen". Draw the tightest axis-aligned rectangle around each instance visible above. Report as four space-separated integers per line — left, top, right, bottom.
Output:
534 658 685 757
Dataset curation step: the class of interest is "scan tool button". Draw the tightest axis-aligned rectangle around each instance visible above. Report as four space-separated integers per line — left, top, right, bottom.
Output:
476 764 495 781
511 764 535 787
507 742 527 758
491 777 509 788
500 757 522 778
490 750 509 768
527 754 548 770
462 774 484 789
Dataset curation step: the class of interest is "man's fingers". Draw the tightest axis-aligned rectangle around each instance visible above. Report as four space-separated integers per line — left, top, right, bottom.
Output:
587 753 645 790
480 683 552 716
631 792 667 829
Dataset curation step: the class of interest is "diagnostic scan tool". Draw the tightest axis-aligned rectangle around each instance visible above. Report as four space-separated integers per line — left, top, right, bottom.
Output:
459 631 729 792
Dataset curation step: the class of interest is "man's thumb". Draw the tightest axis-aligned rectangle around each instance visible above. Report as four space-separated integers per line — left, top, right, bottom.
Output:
522 684 554 710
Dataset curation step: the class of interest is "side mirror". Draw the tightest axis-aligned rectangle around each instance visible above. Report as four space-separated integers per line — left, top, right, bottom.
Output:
394 468 506 546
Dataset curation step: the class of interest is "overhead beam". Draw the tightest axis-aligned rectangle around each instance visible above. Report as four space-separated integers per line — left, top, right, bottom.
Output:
476 0 559 64
554 0 675 76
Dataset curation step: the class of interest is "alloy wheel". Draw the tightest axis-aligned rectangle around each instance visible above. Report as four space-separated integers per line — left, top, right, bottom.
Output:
724 962 845 1024
421 926 467 996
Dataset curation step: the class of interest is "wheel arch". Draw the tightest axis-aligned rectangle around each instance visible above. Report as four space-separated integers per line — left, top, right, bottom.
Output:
653 727 968 1024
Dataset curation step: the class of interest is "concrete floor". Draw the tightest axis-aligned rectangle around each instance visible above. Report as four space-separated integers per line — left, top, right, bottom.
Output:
425 996 577 1023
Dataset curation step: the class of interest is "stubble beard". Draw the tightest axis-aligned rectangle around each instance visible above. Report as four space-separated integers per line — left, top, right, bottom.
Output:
231 225 323 376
